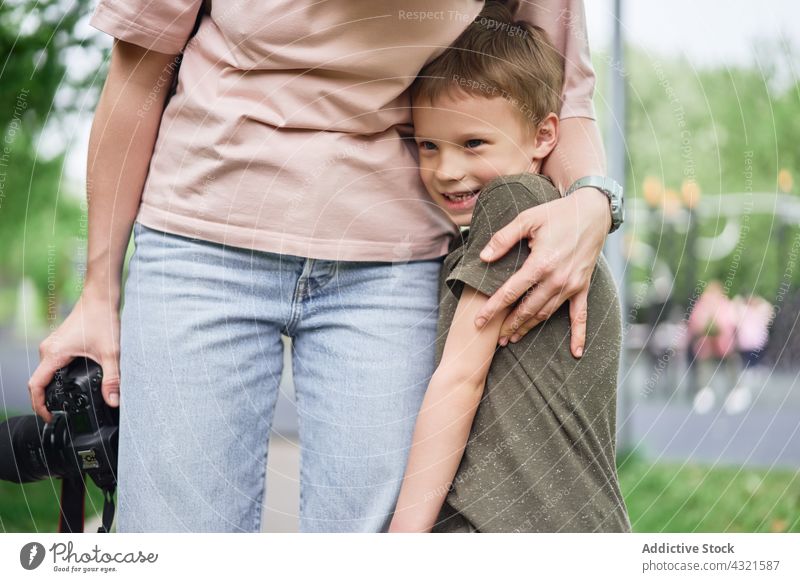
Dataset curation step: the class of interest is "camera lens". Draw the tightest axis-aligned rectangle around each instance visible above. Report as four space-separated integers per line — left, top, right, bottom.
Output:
0 415 76 483
0 357 115 491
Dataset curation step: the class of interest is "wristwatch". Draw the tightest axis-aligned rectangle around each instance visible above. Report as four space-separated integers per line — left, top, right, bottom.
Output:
564 176 625 233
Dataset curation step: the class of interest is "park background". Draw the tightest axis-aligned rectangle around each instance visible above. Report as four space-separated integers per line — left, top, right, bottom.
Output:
1 0 798 532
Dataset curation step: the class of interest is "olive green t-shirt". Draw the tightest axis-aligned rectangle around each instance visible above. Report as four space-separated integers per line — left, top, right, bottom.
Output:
431 173 631 533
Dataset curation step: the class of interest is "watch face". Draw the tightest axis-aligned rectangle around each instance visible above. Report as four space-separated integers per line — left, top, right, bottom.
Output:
607 182 623 232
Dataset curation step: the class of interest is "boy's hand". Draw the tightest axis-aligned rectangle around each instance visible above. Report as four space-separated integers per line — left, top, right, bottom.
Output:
474 186 611 358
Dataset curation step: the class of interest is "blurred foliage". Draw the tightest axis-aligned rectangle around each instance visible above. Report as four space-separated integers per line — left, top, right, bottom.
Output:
0 0 102 323
595 42 800 319
623 48 798 195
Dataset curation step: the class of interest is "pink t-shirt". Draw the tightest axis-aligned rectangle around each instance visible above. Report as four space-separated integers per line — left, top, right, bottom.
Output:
89 0 596 261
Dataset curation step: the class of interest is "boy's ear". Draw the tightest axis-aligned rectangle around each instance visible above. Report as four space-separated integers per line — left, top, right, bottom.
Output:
531 112 559 159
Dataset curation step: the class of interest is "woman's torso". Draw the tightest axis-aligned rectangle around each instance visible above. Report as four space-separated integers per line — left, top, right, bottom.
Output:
137 1 486 261
89 0 593 261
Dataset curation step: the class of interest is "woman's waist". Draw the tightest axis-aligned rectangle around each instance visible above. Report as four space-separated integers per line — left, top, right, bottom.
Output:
137 168 457 262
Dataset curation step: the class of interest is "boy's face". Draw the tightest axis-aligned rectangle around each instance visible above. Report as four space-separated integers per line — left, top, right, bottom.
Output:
412 90 556 227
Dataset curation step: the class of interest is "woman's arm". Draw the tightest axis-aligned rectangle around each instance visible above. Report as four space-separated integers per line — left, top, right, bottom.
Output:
85 40 181 306
542 116 608 200
389 286 511 532
28 40 180 421
475 117 611 358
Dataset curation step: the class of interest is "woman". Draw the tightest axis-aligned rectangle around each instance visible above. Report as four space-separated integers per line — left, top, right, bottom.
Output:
28 0 614 532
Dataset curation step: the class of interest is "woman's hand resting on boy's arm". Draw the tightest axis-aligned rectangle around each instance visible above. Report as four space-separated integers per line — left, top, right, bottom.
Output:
474 117 612 359
476 186 610 357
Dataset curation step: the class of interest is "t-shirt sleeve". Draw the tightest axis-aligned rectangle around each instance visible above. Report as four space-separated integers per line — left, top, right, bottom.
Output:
514 0 597 120
445 176 561 300
88 0 204 55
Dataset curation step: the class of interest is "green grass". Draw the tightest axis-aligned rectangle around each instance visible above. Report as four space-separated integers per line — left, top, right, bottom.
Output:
0 478 107 533
618 451 800 532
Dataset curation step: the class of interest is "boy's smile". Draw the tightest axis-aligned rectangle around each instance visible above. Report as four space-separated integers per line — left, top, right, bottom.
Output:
412 89 555 227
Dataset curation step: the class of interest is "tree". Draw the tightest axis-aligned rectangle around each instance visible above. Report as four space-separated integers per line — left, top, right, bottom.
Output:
594 42 800 311
0 0 103 324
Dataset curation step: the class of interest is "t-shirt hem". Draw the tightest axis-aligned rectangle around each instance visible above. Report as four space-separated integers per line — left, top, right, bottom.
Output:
560 98 596 121
446 268 504 300
89 3 188 55
136 202 452 262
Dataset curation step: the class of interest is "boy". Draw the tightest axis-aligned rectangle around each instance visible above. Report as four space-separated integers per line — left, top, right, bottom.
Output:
388 2 630 532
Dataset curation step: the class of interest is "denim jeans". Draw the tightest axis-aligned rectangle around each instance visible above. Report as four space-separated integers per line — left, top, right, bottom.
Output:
117 222 443 532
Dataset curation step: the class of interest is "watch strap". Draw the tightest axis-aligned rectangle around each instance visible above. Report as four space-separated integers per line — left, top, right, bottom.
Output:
564 176 624 233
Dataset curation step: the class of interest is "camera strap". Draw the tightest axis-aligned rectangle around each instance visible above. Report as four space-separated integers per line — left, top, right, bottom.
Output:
58 476 85 533
98 486 116 533
57 477 116 533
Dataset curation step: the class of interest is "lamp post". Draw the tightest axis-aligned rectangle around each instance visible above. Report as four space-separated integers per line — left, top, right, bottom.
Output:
608 0 631 450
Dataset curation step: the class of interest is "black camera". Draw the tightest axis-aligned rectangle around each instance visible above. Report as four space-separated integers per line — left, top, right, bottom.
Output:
0 357 118 532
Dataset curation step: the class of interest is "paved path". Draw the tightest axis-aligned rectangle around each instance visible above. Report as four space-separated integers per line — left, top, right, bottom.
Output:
261 436 300 532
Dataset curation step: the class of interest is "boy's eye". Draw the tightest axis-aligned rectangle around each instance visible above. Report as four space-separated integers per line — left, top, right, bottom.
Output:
465 139 485 149
418 141 437 151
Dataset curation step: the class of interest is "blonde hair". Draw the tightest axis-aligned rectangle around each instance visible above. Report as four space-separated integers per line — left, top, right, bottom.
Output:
410 1 564 128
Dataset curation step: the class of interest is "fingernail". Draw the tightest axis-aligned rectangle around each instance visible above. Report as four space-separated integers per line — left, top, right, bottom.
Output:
576 346 583 358
480 247 494 260
475 317 486 328
510 334 520 343
108 393 120 406
499 337 508 346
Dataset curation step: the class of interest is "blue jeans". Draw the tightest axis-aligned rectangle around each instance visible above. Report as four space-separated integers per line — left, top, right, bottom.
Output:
117 222 443 532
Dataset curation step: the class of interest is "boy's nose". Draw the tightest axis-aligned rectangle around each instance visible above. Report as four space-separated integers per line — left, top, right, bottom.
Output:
434 153 466 183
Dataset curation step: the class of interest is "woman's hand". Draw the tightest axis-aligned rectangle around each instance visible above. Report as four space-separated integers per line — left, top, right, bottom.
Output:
28 289 121 423
25 40 182 423
473 186 611 358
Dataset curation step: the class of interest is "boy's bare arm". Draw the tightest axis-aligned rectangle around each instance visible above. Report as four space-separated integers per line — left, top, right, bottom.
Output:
389 286 511 532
